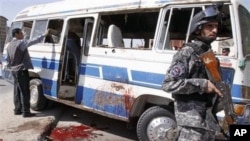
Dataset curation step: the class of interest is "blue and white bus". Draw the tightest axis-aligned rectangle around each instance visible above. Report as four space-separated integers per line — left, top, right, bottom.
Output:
1 0 250 140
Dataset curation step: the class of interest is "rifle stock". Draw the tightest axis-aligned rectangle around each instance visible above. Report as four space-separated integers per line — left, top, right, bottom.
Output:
200 49 237 125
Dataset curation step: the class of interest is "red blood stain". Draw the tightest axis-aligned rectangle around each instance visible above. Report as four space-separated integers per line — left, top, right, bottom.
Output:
124 88 135 112
50 125 94 141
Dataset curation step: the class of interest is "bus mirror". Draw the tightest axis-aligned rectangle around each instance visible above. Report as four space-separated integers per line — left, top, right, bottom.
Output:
238 58 246 70
239 54 250 70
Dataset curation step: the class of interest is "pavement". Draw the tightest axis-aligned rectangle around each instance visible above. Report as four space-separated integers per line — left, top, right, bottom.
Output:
0 79 63 141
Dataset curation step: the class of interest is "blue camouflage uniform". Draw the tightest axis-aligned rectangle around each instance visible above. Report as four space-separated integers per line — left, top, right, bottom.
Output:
162 40 220 141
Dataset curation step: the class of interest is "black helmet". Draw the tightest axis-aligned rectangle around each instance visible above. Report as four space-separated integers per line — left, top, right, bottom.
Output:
190 6 222 34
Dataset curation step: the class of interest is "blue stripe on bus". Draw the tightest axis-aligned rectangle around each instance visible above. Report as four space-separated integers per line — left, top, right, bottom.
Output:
1 55 61 70
2 58 162 90
131 70 163 88
231 84 250 103
102 65 128 83
32 57 60 70
231 84 247 103
231 84 241 98
31 57 164 88
41 78 58 97
80 64 101 78
18 57 163 89
76 86 130 118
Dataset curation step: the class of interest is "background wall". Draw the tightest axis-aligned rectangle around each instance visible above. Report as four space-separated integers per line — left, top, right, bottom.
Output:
0 16 7 63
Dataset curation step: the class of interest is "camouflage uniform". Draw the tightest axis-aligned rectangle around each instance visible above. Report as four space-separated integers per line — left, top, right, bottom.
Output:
162 40 220 141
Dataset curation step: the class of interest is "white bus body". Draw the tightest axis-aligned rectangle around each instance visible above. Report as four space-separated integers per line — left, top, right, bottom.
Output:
1 0 250 140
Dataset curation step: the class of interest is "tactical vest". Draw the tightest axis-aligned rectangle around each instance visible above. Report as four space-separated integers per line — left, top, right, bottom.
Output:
173 41 214 103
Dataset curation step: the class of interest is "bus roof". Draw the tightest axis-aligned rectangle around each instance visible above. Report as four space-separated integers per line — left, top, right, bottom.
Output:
14 0 230 21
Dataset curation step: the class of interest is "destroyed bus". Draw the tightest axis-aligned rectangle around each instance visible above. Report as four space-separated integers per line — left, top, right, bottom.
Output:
1 0 250 140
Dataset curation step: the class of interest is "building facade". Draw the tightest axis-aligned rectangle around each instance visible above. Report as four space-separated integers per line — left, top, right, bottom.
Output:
0 15 7 63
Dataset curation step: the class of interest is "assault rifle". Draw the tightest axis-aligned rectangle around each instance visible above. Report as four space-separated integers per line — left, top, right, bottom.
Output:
200 49 238 126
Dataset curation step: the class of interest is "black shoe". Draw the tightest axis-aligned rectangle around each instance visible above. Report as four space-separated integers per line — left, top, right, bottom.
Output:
14 111 22 115
23 113 36 118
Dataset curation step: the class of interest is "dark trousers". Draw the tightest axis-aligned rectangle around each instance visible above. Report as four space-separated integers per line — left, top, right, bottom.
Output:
12 70 31 113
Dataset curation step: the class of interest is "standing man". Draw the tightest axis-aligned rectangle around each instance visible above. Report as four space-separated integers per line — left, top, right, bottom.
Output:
6 28 50 118
162 6 224 141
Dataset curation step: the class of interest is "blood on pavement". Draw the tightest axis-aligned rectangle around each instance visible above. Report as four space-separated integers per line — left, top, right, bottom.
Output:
50 124 96 140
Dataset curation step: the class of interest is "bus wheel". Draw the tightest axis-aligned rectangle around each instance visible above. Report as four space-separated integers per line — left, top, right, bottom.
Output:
137 106 178 141
29 79 48 111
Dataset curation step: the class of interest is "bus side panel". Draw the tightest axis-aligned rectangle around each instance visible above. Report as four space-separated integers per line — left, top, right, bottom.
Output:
29 46 61 98
74 55 169 118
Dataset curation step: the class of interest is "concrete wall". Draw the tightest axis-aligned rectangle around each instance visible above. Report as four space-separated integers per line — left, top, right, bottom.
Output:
0 16 7 53
0 16 7 65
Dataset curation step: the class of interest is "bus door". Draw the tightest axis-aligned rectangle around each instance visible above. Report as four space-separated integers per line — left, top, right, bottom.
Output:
58 16 95 101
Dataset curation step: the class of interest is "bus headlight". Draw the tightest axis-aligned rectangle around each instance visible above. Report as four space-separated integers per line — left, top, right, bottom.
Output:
234 104 245 116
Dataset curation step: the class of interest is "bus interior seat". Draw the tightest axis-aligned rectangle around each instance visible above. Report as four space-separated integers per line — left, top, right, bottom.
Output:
107 24 124 47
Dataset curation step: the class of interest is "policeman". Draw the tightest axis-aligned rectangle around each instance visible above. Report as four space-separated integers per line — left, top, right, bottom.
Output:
162 6 223 141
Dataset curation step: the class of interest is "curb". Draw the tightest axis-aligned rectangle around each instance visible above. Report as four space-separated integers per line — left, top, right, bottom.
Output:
38 103 66 141
37 117 55 141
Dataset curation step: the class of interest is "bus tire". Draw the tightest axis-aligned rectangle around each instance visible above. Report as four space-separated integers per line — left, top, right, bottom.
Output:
136 106 178 141
29 79 48 111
